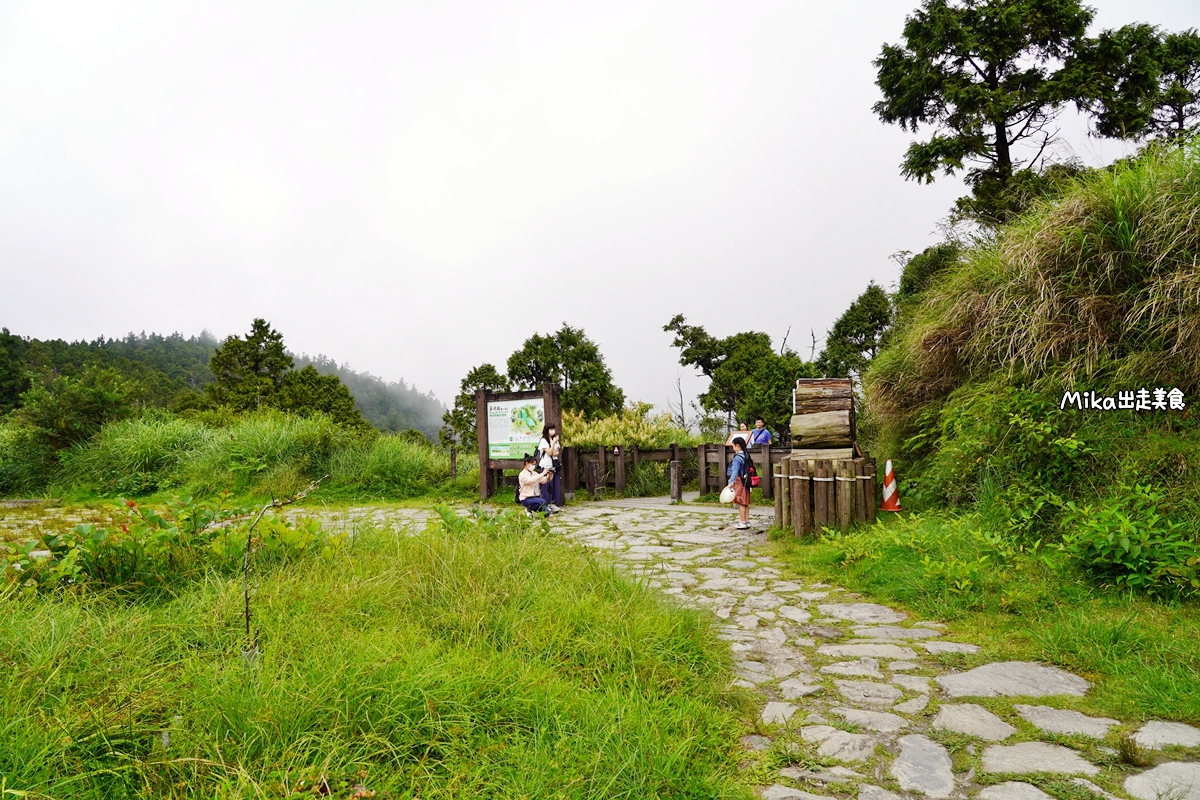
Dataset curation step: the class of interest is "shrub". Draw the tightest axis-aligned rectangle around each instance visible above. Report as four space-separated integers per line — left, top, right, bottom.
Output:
562 403 699 449
1059 484 1200 597
182 411 360 495
1 494 344 594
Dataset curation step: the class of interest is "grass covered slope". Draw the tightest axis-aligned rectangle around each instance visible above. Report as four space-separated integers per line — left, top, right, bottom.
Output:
1 510 747 799
862 142 1200 595
870 141 1200 428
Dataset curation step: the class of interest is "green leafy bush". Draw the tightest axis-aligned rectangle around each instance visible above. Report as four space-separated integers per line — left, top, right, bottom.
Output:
1060 484 1200 596
2 495 343 594
910 383 1089 516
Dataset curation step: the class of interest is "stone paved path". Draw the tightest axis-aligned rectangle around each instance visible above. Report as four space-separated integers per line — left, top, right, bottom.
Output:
14 497 1182 800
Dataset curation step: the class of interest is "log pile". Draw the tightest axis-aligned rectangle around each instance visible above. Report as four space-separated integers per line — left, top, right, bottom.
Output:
789 378 854 447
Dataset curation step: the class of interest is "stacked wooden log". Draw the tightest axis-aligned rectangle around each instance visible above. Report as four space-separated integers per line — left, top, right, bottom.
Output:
789 378 855 448
776 378 873 534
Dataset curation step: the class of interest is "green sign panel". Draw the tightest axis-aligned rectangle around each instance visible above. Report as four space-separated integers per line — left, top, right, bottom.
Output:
487 398 544 460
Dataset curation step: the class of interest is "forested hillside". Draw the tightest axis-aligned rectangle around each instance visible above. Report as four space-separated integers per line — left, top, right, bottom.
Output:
0 328 444 436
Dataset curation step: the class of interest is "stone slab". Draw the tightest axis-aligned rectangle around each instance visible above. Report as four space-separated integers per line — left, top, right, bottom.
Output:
780 679 823 700
860 787 902 800
924 641 981 654
818 603 907 624
893 734 954 798
937 662 1090 698
1014 705 1118 739
982 742 1099 775
895 695 930 715
892 675 931 694
819 643 919 659
763 702 800 725
781 766 861 784
831 706 909 733
835 680 903 705
779 605 813 623
821 658 883 679
1125 762 1200 800
801 725 878 762
1132 721 1200 750
854 626 941 640
979 782 1055 800
932 704 1016 742
761 786 831 800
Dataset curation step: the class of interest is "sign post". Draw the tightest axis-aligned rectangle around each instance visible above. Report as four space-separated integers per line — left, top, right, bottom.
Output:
476 384 562 502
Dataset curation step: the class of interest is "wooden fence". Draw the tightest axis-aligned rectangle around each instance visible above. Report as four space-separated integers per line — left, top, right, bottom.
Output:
556 443 858 500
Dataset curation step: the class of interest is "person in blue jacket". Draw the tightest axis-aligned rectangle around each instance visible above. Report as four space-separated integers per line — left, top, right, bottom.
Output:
749 418 772 446
727 436 752 530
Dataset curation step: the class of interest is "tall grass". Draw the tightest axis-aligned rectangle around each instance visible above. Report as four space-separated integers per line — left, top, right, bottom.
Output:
327 434 475 498
17 411 474 501
61 415 214 494
1 511 746 799
868 140 1200 429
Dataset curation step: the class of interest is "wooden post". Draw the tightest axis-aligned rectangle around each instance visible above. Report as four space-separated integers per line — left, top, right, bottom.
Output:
854 458 867 523
760 445 773 500
450 446 457 479
774 463 784 526
670 442 679 463
597 446 607 490
670 460 682 502
835 460 854 530
564 446 577 492
813 460 831 531
589 461 602 498
721 444 731 493
779 457 791 527
790 459 803 532
476 390 491 501
614 446 626 493
865 457 877 524
697 445 708 496
795 460 813 537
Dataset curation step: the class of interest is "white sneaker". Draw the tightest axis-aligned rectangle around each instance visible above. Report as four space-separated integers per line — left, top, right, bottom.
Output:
548 503 560 512
735 522 750 530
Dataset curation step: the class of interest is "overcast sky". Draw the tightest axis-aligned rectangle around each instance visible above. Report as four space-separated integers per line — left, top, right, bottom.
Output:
1 1 1195 415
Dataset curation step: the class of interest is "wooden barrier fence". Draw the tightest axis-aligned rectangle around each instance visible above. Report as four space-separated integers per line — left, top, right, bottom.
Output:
773 454 877 535
561 443 821 499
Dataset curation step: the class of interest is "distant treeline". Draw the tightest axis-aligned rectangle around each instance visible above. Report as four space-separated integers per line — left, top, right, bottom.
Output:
0 328 444 437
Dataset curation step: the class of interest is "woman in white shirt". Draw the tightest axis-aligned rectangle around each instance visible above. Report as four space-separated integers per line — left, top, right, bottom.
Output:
537 424 562 511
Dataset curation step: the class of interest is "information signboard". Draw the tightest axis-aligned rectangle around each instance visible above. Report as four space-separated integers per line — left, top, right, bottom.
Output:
487 397 545 460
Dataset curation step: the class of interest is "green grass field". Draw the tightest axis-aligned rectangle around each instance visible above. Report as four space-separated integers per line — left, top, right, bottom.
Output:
1 509 751 800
